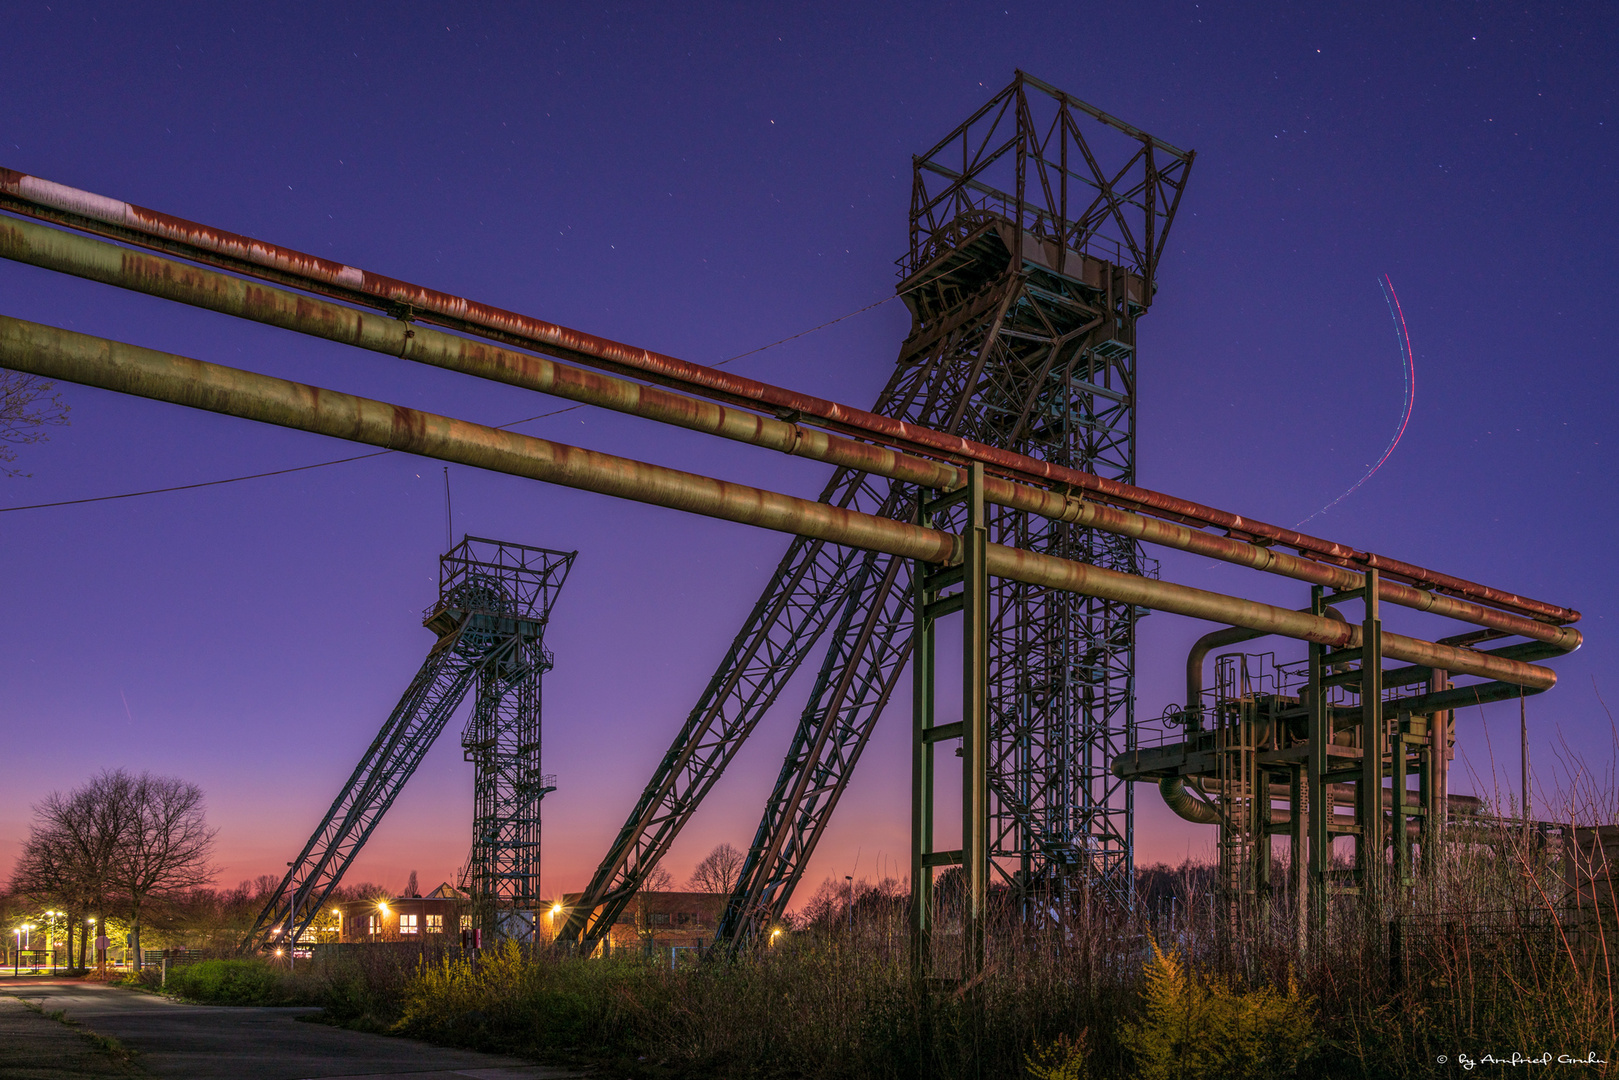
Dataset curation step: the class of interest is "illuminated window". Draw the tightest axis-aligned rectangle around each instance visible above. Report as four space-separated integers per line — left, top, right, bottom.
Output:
460 915 473 931
367 915 380 936
426 914 443 933
400 914 418 935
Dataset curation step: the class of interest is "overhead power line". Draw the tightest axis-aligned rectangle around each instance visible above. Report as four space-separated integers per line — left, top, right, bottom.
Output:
1 270 944 515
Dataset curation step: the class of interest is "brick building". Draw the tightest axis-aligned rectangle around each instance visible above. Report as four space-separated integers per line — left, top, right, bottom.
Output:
336 881 470 942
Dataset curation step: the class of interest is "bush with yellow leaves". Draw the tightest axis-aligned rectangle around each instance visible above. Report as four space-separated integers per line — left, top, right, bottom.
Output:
1117 941 1320 1080
1023 1029 1088 1079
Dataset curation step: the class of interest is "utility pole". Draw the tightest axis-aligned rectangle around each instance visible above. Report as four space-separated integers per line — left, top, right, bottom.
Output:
1521 687 1530 841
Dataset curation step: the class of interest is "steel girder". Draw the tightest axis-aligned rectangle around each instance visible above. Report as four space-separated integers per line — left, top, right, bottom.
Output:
558 462 916 946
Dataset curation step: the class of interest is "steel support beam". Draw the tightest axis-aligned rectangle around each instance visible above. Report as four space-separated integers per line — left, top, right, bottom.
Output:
962 463 989 980
1307 587 1329 937
1358 571 1386 893
911 464 988 982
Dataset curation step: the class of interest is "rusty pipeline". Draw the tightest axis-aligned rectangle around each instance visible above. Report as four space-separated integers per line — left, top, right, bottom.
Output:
0 214 1581 653
0 167 1579 627
0 312 1559 693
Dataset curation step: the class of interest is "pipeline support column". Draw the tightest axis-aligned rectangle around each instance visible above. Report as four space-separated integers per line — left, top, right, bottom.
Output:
910 463 988 984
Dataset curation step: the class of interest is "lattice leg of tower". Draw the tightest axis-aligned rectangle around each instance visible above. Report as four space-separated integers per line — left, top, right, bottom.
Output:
560 464 906 951
465 637 554 941
244 628 486 952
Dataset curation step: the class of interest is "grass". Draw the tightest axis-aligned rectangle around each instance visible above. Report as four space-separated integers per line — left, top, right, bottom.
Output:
14 995 144 1072
347 835 1618 1079
160 959 297 1006
137 795 1619 1076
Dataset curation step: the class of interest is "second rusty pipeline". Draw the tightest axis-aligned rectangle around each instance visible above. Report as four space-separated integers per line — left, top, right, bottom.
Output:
0 312 1557 692
0 214 1579 654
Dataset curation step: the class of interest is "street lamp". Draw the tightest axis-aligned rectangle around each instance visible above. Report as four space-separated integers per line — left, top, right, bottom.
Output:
45 911 60 974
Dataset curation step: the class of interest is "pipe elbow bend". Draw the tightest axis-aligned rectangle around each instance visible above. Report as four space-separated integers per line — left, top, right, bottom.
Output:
1160 776 1221 825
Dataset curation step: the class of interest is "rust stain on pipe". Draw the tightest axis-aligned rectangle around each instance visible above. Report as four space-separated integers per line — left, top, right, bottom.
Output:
0 168 1579 627
0 215 1581 653
0 312 1558 693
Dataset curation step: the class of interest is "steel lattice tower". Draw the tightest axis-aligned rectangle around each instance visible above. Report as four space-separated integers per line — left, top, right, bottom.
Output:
245 536 574 952
443 539 575 937
558 72 1192 952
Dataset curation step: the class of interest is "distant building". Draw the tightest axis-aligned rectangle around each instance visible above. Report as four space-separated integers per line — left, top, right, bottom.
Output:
336 881 470 942
556 890 728 952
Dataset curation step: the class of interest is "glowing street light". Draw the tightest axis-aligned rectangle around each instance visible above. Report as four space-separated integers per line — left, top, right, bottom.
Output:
45 910 60 974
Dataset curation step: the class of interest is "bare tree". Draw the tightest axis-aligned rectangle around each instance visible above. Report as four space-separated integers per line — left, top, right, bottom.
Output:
9 770 216 967
687 842 745 894
10 771 128 968
0 369 69 477
111 773 217 962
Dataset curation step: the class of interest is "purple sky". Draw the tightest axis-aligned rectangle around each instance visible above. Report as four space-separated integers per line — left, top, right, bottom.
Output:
2 3 1614 906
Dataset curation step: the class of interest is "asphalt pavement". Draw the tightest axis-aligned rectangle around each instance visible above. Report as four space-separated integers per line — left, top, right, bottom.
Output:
0 978 582 1080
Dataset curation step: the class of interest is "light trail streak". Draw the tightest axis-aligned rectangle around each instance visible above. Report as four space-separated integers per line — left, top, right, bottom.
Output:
1295 274 1415 526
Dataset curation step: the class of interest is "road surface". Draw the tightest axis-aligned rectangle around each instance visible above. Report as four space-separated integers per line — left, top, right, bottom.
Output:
1 978 581 1080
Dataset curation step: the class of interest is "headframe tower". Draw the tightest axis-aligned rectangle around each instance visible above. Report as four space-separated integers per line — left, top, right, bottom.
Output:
245 537 574 952
559 72 1193 951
